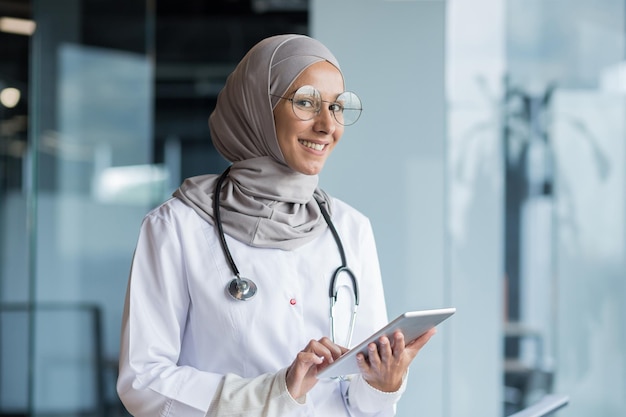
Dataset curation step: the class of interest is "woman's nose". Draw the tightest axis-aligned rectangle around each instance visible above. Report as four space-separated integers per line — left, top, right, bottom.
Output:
314 106 336 134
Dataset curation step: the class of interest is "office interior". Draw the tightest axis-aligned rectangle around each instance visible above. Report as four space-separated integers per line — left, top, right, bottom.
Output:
0 0 624 416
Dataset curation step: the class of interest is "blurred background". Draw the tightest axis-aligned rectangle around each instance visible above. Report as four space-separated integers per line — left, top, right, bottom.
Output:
0 0 624 416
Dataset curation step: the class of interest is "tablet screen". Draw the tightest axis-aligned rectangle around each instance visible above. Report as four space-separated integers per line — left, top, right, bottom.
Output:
317 307 456 378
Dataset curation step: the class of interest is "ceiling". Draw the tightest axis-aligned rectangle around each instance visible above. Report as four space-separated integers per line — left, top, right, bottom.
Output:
0 0 309 181
0 0 309 132
0 0 30 88
0 0 308 82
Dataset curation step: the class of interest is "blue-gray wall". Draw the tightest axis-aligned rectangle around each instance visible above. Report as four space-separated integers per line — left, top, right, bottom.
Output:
312 1 503 416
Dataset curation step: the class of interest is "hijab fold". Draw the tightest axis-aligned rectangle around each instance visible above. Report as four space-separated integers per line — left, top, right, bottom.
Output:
173 35 341 250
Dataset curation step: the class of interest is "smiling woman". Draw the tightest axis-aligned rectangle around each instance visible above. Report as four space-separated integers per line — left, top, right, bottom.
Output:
117 34 436 417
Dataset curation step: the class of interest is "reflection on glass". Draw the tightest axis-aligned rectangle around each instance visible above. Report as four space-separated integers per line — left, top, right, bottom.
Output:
503 1 626 416
447 1 625 416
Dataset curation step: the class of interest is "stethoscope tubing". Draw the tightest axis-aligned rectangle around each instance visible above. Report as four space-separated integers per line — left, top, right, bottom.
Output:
214 166 239 277
213 166 359 346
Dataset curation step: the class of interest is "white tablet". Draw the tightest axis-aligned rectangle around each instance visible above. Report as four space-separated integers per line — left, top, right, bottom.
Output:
317 307 456 378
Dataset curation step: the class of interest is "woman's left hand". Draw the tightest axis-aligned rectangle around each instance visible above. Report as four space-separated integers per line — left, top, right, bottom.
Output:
356 328 436 392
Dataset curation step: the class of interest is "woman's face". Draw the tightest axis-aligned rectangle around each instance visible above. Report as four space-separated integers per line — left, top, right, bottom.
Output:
273 61 345 175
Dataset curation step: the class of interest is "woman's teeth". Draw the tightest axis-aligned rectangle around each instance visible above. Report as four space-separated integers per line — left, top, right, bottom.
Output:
299 140 325 151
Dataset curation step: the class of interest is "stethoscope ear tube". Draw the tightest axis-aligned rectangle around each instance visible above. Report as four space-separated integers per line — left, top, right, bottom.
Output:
329 266 359 347
318 199 360 347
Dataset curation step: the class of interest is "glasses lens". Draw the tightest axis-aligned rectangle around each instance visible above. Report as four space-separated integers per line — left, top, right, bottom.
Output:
335 91 362 126
291 86 321 121
288 86 362 126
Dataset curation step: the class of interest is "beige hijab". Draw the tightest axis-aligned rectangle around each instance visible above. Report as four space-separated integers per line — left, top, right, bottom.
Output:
173 34 343 250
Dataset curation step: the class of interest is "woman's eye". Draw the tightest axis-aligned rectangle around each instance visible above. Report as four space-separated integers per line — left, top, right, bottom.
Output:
329 103 343 113
294 98 317 110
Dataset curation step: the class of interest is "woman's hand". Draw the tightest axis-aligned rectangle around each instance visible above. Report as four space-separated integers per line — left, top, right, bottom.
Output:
286 337 348 399
356 328 436 392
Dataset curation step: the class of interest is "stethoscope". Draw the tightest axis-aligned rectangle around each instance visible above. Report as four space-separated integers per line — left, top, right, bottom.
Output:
213 166 360 347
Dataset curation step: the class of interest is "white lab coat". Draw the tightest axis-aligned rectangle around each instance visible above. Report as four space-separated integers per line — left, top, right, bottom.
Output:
117 196 404 416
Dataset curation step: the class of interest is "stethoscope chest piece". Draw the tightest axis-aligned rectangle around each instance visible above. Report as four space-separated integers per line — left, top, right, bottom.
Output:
227 276 257 301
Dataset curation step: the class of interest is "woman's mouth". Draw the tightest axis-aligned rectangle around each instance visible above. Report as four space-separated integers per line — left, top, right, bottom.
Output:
299 139 326 151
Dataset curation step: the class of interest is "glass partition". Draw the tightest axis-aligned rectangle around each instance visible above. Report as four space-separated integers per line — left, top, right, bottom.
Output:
2 1 154 414
1 0 35 413
2 2 308 415
503 2 626 416
447 0 626 415
32 1 155 413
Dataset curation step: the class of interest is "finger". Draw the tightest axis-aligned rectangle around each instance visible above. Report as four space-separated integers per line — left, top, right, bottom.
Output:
317 337 345 361
392 330 406 357
307 338 344 365
367 342 381 369
295 350 324 369
300 339 331 366
377 336 393 362
355 352 370 373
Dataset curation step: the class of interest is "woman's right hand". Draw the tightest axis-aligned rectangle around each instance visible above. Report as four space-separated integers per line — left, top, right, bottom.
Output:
286 337 348 399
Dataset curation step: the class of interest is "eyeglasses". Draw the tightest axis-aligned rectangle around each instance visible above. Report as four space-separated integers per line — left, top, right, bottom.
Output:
272 85 362 126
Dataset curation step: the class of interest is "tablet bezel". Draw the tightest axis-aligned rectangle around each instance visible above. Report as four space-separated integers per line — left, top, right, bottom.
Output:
317 307 456 379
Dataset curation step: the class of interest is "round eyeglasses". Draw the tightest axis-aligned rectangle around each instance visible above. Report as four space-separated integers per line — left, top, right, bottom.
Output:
273 85 362 126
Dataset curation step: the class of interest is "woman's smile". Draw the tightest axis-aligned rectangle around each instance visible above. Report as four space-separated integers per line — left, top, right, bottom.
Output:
299 139 327 152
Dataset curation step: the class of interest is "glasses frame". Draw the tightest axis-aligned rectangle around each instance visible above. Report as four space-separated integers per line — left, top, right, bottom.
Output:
272 85 362 126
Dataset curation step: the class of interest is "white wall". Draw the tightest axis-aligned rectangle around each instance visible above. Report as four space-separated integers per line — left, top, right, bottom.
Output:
446 0 505 416
312 1 502 416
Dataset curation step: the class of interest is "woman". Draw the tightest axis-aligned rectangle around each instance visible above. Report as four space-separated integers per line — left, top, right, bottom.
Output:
117 34 435 417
